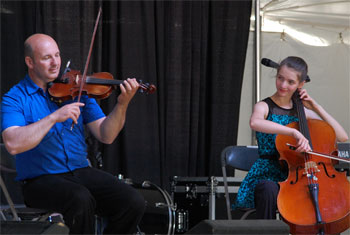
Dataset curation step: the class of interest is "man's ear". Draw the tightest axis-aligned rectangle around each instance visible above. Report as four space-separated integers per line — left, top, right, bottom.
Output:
25 56 34 69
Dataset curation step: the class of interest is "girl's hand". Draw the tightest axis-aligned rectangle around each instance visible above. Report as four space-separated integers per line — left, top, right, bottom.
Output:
292 128 312 153
299 88 318 111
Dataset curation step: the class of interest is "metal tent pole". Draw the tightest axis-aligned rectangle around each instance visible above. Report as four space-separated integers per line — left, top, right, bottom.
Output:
252 0 261 145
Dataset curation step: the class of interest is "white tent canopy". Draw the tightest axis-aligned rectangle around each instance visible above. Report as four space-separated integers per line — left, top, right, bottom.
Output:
237 0 350 146
258 0 350 46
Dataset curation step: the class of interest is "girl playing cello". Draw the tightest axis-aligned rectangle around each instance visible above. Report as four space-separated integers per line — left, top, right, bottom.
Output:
232 56 348 220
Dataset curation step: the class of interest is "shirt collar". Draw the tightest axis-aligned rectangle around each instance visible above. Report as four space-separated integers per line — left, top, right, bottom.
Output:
24 74 44 95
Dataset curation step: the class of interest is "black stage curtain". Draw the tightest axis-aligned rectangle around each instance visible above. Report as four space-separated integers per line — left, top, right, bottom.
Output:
1 1 252 189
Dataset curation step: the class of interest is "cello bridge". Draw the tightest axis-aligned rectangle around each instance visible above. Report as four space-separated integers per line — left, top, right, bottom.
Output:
303 161 320 177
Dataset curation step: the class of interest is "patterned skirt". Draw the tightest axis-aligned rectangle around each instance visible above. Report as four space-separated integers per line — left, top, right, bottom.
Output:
232 158 287 209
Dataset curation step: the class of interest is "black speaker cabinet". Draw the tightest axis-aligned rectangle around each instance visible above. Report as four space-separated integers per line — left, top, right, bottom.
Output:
185 219 290 234
0 220 69 234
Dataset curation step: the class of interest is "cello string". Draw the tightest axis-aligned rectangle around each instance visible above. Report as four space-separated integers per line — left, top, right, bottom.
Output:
295 92 315 185
301 106 316 185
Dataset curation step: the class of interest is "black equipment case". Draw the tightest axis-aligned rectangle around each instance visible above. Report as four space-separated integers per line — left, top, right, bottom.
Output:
170 176 244 233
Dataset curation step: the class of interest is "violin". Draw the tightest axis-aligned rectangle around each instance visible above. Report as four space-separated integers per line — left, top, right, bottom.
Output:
275 91 350 234
49 7 155 131
48 69 156 103
48 7 156 105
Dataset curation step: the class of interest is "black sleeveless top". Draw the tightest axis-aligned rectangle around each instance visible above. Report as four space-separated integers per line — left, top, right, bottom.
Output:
256 97 299 156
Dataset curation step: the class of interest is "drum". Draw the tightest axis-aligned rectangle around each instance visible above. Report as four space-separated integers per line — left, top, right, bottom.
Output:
132 180 176 235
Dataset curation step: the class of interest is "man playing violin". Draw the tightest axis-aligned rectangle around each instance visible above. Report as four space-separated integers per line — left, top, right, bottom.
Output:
1 33 145 234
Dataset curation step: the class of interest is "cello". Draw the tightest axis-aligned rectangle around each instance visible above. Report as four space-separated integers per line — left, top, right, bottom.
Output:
275 91 350 234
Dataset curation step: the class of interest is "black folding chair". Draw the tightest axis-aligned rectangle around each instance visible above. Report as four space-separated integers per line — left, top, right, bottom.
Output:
0 143 62 223
221 145 259 220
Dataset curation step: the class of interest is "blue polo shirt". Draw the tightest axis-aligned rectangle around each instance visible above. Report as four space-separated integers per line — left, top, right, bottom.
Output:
1 75 106 180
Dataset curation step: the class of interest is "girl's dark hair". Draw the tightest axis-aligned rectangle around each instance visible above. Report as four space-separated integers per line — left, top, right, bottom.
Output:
278 56 309 82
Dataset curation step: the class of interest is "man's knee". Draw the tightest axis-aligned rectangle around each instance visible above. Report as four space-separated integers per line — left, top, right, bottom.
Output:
128 190 146 215
69 187 96 213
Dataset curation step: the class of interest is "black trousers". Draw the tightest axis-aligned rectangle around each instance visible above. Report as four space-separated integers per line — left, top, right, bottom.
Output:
22 167 145 234
254 179 279 219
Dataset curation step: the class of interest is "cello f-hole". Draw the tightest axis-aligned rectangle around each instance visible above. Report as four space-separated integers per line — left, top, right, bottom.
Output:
291 165 302 184
317 162 335 178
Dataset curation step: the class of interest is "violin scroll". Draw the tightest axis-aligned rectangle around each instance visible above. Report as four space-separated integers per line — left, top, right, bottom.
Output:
138 80 156 94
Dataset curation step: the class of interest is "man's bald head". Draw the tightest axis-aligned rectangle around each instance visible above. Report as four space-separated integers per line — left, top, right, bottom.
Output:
24 34 57 60
23 34 61 86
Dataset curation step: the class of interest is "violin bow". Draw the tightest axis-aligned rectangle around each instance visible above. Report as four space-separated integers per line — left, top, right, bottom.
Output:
71 6 102 129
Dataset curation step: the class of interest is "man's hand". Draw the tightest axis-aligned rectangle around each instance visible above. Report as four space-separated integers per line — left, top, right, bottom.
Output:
2 101 84 155
52 102 85 124
117 78 139 106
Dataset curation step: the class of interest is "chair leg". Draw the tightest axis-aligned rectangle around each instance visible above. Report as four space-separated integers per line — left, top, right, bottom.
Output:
0 210 7 221
240 209 256 220
136 225 144 235
94 215 102 235
222 166 232 220
276 210 280 220
0 175 20 221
